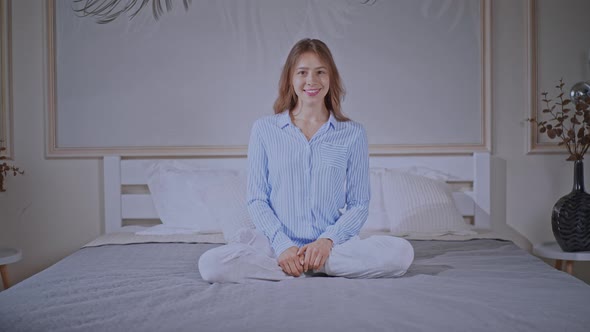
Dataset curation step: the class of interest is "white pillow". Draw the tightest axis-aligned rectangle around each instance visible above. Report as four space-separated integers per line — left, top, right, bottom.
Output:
146 162 246 234
197 171 256 242
399 166 453 182
381 169 475 237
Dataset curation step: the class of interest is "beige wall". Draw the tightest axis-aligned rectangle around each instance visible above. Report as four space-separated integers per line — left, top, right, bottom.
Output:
0 0 102 284
1 0 589 285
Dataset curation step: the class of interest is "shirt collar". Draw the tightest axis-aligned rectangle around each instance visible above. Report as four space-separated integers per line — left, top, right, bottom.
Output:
277 110 337 130
327 112 336 129
278 111 291 129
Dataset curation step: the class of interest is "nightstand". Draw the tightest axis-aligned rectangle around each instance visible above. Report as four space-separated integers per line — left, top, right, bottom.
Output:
0 247 22 290
533 242 590 275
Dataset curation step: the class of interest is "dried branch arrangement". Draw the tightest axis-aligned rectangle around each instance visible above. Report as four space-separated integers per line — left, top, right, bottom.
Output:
0 140 24 192
529 79 590 161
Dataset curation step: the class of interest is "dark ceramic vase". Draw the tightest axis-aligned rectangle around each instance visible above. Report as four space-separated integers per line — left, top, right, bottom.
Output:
551 160 590 252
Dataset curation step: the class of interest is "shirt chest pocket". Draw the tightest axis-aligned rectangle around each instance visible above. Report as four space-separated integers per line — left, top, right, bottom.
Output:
320 143 348 169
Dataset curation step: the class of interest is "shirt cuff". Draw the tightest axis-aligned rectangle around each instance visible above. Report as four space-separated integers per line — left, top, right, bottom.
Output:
271 232 297 257
319 230 340 246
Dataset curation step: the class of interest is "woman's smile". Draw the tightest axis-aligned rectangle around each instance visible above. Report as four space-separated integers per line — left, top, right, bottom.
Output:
304 88 321 97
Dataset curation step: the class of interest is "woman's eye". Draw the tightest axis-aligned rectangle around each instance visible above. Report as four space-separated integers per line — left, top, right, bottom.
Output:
297 71 306 75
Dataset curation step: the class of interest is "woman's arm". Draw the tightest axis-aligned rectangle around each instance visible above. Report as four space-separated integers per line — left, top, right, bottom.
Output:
318 126 370 245
246 120 297 258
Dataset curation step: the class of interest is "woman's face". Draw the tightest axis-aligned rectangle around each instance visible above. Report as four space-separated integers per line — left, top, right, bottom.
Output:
291 52 330 109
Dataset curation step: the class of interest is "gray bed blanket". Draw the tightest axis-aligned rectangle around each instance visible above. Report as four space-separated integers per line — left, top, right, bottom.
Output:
1 239 589 332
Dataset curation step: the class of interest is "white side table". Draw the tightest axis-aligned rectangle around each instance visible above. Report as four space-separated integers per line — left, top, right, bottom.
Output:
0 247 22 290
533 242 590 275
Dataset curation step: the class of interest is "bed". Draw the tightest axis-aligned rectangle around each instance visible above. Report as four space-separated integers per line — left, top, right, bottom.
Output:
1 153 589 332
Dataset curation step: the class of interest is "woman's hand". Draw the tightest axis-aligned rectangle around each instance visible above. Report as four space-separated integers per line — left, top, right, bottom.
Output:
277 246 304 277
298 238 333 272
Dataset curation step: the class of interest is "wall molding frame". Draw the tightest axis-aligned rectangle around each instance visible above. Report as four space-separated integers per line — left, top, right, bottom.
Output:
525 0 571 155
45 0 492 158
0 0 13 159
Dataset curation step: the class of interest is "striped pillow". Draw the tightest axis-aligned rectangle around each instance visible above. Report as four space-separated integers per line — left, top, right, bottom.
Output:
382 170 475 237
363 168 390 232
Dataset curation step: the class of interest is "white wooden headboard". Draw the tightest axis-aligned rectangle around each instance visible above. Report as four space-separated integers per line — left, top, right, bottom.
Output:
103 153 491 234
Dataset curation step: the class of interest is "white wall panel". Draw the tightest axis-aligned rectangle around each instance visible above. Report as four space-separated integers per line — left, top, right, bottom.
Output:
48 0 487 156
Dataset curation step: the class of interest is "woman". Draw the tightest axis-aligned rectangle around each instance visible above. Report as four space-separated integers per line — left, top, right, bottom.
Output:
199 38 414 283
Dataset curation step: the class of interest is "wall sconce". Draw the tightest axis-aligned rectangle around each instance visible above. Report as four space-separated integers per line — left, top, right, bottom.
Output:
570 81 590 102
569 49 590 102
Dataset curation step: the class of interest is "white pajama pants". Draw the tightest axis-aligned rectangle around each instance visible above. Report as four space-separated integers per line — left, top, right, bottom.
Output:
198 228 414 283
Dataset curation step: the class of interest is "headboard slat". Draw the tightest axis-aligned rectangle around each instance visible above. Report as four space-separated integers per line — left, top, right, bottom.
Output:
104 155 122 234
